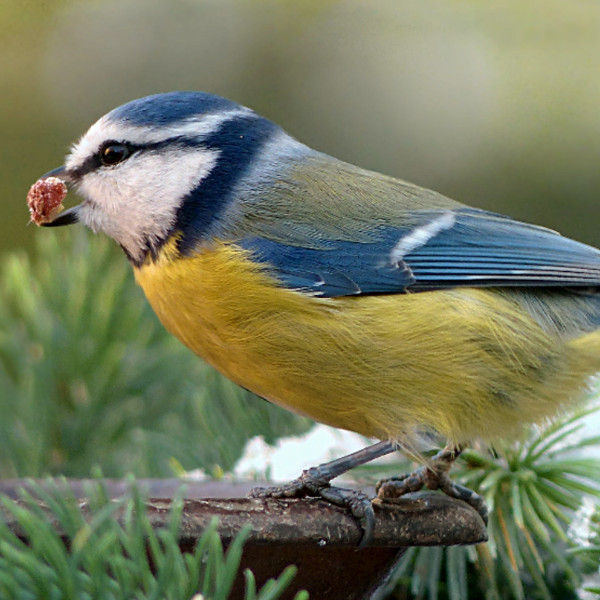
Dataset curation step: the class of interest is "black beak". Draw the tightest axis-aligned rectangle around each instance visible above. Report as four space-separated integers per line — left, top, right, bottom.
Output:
39 166 80 227
41 206 80 227
40 166 72 182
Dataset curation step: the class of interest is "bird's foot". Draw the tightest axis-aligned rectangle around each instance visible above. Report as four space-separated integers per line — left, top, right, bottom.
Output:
249 441 401 548
250 466 376 548
375 447 488 525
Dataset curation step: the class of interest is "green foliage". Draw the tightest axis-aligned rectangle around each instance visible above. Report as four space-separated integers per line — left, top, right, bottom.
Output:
564 499 600 595
0 479 308 600
0 229 311 477
379 401 600 600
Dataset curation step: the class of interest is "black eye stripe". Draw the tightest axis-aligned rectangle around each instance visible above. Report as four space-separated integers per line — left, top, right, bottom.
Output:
69 137 207 179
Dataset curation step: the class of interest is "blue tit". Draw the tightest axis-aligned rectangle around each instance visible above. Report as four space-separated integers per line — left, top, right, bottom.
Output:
34 92 600 545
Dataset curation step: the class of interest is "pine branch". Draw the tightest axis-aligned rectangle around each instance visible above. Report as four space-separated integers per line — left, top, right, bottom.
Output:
0 229 311 477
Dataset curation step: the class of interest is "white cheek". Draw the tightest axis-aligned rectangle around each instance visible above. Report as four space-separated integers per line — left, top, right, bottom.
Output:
77 147 219 260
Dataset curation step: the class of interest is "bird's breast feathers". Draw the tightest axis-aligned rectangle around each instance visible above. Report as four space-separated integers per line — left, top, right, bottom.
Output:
134 237 600 444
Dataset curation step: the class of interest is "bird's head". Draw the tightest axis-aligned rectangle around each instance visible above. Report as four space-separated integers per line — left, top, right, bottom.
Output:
43 91 302 265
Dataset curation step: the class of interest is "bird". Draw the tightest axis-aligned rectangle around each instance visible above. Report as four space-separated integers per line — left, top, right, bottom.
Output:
33 91 600 546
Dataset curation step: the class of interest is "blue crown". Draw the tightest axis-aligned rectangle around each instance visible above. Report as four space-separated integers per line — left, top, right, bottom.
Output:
107 91 244 126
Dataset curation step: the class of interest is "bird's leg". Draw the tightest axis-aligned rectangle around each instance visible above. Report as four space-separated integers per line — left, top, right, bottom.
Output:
249 440 397 548
376 446 489 524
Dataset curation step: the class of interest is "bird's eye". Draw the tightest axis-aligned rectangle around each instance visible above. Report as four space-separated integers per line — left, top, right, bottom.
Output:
99 142 132 167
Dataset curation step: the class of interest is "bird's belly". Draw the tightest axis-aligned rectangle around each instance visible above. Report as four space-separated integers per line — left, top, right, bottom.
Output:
135 243 600 444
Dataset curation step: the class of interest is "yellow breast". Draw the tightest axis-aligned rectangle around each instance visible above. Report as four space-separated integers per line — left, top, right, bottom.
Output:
134 240 600 445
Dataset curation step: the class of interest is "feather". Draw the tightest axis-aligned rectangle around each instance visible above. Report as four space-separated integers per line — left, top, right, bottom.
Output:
237 207 600 297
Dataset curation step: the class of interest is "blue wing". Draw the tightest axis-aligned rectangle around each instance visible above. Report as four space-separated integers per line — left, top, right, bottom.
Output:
237 208 600 297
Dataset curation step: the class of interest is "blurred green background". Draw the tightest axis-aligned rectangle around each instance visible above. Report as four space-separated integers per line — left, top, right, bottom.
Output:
4 0 600 256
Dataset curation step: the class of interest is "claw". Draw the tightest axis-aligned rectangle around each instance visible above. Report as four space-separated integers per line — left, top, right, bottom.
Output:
248 440 398 548
250 472 376 548
317 485 376 549
376 446 489 525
